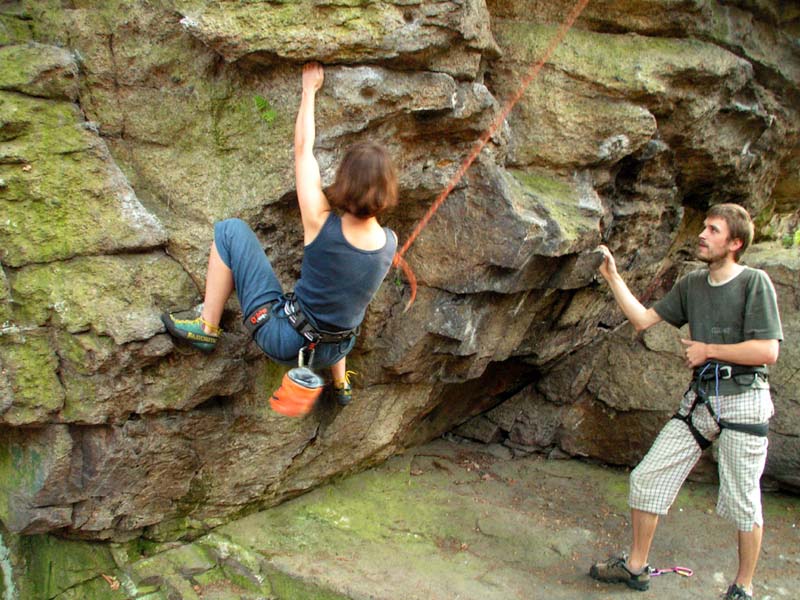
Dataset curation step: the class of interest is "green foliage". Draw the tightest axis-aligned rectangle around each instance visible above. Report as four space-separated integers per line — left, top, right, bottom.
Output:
253 94 277 125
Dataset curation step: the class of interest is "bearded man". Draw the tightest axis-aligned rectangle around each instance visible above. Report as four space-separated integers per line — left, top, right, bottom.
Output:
589 203 783 600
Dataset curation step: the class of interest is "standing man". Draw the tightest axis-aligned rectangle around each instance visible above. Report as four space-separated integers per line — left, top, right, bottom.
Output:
589 203 782 600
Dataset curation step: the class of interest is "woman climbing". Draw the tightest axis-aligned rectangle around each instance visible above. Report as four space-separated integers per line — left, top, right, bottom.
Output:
162 62 398 411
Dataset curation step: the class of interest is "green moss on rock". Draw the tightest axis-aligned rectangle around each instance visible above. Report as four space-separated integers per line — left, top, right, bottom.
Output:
507 169 600 252
9 252 198 344
264 564 352 600
0 267 11 327
54 330 118 376
499 68 656 168
0 92 166 267
0 13 32 45
0 43 78 100
0 425 73 535
173 0 397 63
0 331 64 425
16 535 117 600
496 22 748 99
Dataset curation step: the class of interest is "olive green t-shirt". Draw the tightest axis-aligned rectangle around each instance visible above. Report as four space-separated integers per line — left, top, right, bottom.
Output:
653 266 783 394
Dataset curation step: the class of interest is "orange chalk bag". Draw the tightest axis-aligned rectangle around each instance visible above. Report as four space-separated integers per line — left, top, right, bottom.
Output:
269 346 326 417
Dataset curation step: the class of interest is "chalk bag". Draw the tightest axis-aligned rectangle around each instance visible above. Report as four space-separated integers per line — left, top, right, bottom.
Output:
269 348 325 417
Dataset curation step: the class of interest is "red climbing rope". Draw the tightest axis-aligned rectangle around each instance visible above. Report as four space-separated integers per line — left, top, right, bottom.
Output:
393 0 592 310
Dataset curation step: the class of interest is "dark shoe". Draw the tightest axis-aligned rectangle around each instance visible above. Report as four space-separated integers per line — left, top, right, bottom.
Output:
724 584 753 600
589 553 650 591
332 370 356 406
161 308 220 352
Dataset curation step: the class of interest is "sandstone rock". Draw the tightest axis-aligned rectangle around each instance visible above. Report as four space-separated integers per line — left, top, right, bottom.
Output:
0 92 167 268
0 426 77 534
0 43 79 101
323 66 458 136
405 162 603 295
0 268 10 328
453 415 504 444
744 244 800 492
0 331 64 426
558 395 671 465
507 391 563 450
0 0 797 544
764 433 800 493
174 0 500 71
744 245 799 415
378 285 564 382
57 331 251 424
8 253 198 344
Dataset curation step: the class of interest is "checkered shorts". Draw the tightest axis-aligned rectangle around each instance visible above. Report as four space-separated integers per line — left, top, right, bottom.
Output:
629 387 773 531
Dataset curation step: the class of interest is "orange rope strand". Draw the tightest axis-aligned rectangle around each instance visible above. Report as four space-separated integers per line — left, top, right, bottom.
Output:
393 0 591 310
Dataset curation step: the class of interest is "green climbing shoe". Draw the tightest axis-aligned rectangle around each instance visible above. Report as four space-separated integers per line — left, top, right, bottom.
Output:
161 309 220 352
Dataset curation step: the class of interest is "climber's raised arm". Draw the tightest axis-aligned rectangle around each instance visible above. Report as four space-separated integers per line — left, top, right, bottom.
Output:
294 62 331 244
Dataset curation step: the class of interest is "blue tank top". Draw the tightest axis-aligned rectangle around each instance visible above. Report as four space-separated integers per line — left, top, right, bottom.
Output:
294 212 397 331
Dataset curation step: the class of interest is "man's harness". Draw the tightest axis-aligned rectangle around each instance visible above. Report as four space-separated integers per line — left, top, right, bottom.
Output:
672 362 769 450
243 293 359 361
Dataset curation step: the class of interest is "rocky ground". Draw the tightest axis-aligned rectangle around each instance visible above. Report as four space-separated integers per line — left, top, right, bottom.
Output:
67 437 799 600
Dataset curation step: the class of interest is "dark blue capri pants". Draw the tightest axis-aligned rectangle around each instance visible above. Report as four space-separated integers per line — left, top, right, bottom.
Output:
213 219 356 368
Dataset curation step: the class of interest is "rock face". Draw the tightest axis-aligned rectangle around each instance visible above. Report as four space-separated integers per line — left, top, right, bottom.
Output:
0 0 798 546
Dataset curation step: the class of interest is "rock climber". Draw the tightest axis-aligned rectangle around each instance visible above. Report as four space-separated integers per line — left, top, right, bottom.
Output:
589 203 782 600
162 62 398 408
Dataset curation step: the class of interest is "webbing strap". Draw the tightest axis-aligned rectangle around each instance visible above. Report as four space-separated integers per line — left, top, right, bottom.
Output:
718 419 769 437
671 414 713 450
283 296 359 345
243 303 274 337
673 384 769 450
671 393 713 450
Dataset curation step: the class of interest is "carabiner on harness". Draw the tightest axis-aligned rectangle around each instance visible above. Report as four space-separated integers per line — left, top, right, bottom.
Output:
298 344 315 368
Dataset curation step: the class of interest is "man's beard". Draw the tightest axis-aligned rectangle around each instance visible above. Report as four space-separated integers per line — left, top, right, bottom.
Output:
696 245 726 264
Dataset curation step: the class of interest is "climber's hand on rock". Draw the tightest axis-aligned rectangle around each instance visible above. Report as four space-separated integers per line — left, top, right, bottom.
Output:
596 245 618 282
302 62 324 93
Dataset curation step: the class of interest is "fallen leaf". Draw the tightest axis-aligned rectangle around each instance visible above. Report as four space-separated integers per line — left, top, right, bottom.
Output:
101 574 120 591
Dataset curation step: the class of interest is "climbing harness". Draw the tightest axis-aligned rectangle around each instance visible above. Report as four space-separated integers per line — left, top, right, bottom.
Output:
243 294 359 346
671 362 770 450
282 294 359 347
392 0 591 310
244 295 356 417
651 566 693 577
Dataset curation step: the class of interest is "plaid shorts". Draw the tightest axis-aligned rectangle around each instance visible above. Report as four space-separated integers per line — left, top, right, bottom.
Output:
629 386 773 531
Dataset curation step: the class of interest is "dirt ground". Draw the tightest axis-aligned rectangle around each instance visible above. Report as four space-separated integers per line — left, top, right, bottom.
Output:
183 437 799 600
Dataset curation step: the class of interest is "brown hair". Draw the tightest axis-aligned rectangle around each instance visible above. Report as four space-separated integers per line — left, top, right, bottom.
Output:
707 203 754 262
326 142 398 218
